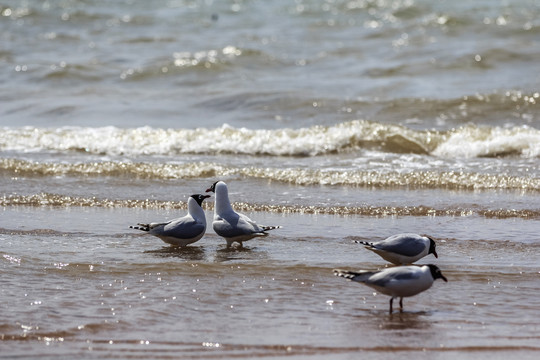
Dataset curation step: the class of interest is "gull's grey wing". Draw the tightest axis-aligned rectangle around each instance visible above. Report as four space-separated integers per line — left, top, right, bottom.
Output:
155 216 205 239
213 212 264 238
373 234 426 257
147 221 170 229
367 267 422 287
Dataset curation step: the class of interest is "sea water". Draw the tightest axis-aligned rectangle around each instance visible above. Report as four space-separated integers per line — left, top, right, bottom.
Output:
1 0 539 358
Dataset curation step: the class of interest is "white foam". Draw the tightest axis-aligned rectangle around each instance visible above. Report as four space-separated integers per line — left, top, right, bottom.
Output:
1 122 383 156
433 125 540 158
1 121 538 158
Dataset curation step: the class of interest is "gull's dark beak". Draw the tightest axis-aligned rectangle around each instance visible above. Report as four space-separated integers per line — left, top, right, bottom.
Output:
428 237 438 258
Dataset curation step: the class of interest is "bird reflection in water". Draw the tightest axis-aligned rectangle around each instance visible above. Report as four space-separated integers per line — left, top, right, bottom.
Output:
145 246 206 261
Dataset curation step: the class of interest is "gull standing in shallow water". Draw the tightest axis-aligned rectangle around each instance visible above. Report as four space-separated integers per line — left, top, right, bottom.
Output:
206 180 281 248
355 233 438 265
130 194 210 247
334 264 448 313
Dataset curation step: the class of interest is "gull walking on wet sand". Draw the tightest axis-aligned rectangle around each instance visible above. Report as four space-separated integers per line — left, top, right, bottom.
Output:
355 233 438 265
334 264 448 313
206 180 281 248
130 194 210 247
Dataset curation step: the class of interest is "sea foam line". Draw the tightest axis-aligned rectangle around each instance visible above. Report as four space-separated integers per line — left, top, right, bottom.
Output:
1 158 539 191
1 193 539 219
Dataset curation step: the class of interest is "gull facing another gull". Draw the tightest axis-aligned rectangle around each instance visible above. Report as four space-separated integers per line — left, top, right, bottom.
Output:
334 264 447 313
206 180 281 248
130 194 210 247
355 233 438 265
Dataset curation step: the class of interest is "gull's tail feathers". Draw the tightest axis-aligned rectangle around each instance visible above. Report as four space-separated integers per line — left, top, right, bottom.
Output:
354 240 375 248
333 269 375 283
261 225 282 232
130 223 150 232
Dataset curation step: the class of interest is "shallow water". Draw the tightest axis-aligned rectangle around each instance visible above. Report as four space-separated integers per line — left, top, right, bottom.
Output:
1 207 540 359
1 0 540 358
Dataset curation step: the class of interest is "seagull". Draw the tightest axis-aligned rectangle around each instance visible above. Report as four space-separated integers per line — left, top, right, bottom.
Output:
205 180 281 248
355 233 438 265
334 264 447 313
130 194 210 247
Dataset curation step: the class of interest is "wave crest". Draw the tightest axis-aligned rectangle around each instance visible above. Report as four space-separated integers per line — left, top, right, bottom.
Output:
433 124 540 158
1 121 539 158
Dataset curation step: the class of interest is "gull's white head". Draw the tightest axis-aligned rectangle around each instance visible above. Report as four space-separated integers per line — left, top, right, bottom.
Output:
205 180 232 214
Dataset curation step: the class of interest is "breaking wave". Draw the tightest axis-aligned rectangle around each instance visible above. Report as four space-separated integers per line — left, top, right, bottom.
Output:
1 121 539 158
